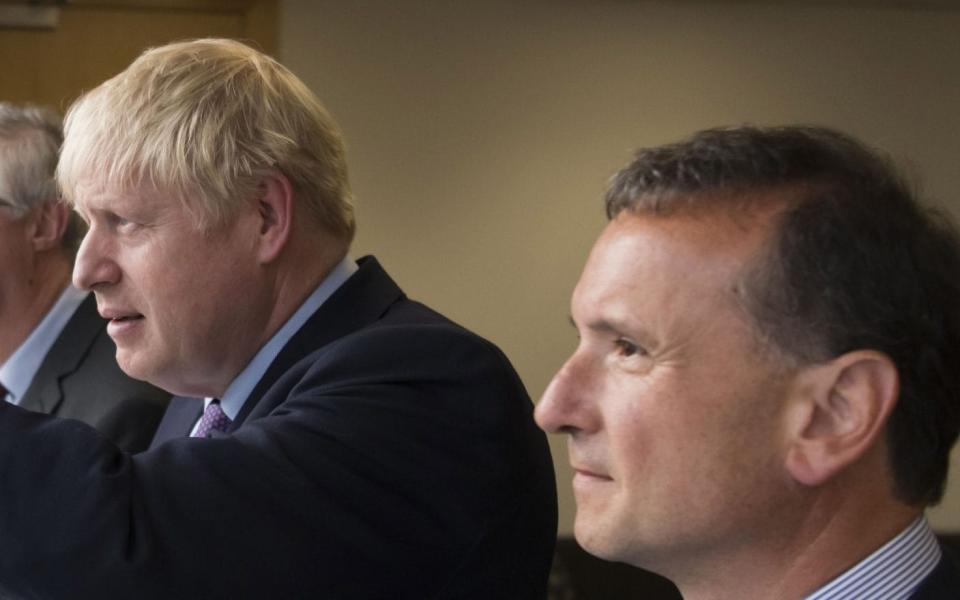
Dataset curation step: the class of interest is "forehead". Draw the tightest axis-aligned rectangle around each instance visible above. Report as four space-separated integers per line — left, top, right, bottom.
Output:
573 209 776 322
71 179 173 215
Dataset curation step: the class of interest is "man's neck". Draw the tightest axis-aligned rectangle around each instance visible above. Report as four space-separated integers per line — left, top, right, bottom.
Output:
210 254 356 421
673 494 921 600
0 257 71 365
256 240 347 356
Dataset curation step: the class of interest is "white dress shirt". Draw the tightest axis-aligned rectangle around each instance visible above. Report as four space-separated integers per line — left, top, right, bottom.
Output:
0 285 88 406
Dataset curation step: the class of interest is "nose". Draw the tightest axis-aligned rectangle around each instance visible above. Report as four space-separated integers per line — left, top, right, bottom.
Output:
535 354 595 435
72 227 121 290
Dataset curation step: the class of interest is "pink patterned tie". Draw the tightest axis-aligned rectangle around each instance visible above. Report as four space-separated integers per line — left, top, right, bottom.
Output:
192 400 232 438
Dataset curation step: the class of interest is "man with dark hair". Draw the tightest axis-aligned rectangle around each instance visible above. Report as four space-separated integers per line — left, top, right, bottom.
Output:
0 102 168 452
536 125 960 599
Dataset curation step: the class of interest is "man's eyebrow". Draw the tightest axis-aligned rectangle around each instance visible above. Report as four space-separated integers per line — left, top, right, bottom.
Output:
580 317 619 334
568 315 621 334
570 316 620 339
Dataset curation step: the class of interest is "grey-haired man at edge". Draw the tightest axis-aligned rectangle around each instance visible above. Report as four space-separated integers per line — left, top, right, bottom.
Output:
0 102 168 452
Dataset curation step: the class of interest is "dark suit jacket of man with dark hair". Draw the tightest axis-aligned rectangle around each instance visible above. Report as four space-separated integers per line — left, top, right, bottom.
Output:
18 293 170 453
0 257 558 599
910 546 960 599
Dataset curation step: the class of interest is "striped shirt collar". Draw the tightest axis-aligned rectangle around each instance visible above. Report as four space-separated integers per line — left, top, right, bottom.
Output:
804 516 941 600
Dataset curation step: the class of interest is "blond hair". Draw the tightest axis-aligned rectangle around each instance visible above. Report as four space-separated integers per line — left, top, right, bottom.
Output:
57 38 355 242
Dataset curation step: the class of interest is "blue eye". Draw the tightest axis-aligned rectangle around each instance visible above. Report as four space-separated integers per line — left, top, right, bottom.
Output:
107 213 136 231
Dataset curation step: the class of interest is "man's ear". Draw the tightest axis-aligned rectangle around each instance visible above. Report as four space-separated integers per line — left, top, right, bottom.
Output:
31 200 69 252
784 350 899 487
254 171 294 264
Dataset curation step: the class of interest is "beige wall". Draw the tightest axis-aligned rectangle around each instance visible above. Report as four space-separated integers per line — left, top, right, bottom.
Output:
279 0 960 534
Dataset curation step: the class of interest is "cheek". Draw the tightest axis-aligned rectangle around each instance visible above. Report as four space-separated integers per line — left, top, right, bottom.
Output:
612 395 723 490
168 267 239 339
0 245 27 278
680 404 782 502
605 403 656 481
137 267 198 339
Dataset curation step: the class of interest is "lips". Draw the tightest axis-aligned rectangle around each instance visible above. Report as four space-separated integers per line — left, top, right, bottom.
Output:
104 313 145 328
109 314 143 322
98 306 143 322
570 457 613 480
569 449 612 481
573 467 612 481
99 305 146 341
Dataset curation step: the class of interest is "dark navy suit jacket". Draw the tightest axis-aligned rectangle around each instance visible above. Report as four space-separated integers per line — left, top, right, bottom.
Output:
0 257 557 599
911 545 960 599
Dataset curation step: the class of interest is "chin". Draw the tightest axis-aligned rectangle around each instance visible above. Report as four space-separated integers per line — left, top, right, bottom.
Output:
575 515 619 560
115 352 146 380
576 512 657 570
116 351 169 389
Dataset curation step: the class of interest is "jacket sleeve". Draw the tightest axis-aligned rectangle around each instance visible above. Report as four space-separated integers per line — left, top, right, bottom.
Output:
0 323 556 600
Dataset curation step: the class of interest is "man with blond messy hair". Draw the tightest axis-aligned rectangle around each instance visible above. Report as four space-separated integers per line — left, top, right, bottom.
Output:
0 39 556 599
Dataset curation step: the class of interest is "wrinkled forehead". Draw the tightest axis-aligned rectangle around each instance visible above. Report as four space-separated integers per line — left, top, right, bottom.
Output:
69 177 136 210
69 177 180 218
59 157 138 210
69 176 222 237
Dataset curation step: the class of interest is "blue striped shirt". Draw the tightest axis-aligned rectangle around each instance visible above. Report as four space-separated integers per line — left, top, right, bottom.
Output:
805 517 941 599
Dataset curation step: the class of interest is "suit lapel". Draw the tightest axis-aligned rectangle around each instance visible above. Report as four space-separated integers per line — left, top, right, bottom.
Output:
19 294 102 415
232 256 404 428
149 256 405 445
149 396 204 448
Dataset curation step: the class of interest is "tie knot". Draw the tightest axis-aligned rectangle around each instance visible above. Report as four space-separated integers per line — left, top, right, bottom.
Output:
193 400 232 438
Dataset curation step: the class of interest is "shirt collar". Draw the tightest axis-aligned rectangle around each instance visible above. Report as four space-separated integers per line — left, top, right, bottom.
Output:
205 257 358 419
804 516 941 600
0 285 89 406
